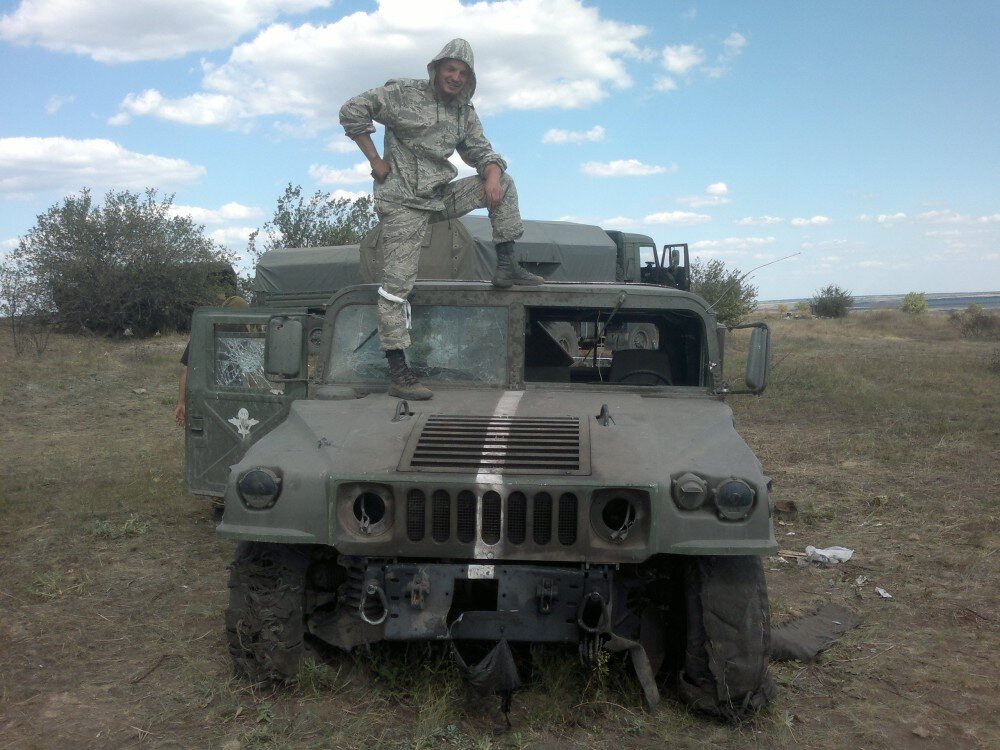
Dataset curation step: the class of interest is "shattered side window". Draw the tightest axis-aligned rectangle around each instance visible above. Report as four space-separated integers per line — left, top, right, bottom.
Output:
327 304 507 385
214 325 278 391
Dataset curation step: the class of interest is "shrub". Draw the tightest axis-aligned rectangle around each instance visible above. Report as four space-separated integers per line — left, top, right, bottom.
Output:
900 292 928 315
689 258 759 325
7 188 233 337
794 301 811 316
810 284 854 318
949 304 1000 340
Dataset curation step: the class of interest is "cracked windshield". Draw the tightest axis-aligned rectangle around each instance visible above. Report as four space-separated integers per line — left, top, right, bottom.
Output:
327 304 507 385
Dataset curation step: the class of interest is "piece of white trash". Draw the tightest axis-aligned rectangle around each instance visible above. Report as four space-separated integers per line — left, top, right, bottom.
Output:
805 545 854 564
875 587 893 599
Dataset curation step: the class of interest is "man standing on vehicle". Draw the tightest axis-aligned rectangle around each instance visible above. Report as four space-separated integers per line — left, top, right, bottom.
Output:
340 38 543 401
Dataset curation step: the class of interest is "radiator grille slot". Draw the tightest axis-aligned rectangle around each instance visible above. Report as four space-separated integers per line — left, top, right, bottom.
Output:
457 490 476 543
406 489 425 542
558 493 578 545
507 492 527 544
482 491 502 545
401 415 589 474
432 490 450 542
533 492 553 545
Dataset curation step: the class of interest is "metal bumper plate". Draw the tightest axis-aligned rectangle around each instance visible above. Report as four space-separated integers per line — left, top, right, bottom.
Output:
377 562 612 642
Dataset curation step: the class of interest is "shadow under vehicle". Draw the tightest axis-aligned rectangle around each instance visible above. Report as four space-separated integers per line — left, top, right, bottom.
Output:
184 230 776 720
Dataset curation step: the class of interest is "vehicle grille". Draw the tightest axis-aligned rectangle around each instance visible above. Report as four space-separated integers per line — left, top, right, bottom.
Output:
399 415 590 475
404 488 580 547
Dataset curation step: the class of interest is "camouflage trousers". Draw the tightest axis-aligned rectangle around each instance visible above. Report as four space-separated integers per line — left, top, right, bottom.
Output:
376 172 524 351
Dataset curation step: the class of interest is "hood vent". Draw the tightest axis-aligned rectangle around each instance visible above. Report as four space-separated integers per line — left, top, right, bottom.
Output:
400 415 591 475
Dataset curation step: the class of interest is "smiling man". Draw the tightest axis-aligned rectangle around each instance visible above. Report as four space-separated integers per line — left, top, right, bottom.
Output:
340 38 542 401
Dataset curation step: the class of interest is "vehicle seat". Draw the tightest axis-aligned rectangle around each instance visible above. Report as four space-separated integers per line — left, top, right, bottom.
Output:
524 321 574 382
608 349 673 386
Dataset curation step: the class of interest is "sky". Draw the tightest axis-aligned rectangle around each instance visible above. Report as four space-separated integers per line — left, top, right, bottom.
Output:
1 0 998 300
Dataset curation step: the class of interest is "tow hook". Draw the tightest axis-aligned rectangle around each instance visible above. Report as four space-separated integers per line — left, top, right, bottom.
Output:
536 578 558 614
359 581 389 625
406 569 431 609
577 591 610 634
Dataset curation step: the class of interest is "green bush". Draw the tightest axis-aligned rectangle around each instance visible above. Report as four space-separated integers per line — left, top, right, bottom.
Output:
6 188 233 337
689 258 759 325
949 304 1000 340
810 284 854 318
900 291 928 315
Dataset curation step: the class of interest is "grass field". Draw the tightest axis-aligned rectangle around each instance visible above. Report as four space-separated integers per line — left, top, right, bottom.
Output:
1 312 997 749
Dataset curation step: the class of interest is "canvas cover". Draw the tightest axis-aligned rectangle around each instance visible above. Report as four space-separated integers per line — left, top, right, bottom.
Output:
253 217 619 308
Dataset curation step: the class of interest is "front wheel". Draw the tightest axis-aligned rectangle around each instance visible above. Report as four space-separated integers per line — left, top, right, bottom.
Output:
226 542 310 682
677 555 776 721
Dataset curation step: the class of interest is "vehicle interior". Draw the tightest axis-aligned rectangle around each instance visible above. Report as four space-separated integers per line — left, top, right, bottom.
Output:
525 306 707 387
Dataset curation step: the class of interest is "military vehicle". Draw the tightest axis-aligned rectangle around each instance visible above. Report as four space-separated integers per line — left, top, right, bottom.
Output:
183 217 776 718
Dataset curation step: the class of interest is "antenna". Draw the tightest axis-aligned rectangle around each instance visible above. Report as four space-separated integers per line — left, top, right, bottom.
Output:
705 252 801 314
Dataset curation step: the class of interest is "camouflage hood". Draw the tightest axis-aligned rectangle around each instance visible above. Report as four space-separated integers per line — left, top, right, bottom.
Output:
427 38 477 102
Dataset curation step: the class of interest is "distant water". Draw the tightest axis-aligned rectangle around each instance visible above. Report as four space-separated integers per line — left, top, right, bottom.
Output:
760 292 1000 312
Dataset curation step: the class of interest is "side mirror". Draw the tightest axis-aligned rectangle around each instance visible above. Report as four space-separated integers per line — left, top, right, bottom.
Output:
265 316 304 379
744 325 771 393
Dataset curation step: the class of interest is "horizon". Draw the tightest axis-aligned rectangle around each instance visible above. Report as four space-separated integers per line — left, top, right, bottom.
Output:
1 0 998 300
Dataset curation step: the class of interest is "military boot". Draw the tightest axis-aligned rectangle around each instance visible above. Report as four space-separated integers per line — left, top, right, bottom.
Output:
491 241 545 288
386 349 433 400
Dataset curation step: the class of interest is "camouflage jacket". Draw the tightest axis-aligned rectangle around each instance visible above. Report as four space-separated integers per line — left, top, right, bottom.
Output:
339 38 507 212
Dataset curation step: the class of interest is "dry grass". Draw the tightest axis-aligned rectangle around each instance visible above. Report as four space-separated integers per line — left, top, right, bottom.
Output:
0 312 997 749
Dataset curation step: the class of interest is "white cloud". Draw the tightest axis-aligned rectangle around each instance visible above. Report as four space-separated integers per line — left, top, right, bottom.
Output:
0 136 205 195
169 202 262 225
790 215 830 226
209 225 257 248
643 210 711 226
448 152 478 178
0 0 332 62
309 162 372 186
858 212 907 226
723 32 748 53
44 94 73 114
2 237 18 249
858 260 888 268
736 215 784 226
657 32 747 90
601 215 636 228
678 182 730 207
917 208 1000 225
326 136 361 154
112 0 648 128
581 159 671 177
661 43 704 74
541 125 605 145
691 236 775 253
111 89 250 127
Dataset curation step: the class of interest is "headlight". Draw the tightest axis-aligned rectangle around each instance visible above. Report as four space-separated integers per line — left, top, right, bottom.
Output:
672 472 708 510
714 479 755 520
237 468 281 510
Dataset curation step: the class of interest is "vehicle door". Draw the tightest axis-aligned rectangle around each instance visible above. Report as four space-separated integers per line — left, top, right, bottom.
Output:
184 307 308 496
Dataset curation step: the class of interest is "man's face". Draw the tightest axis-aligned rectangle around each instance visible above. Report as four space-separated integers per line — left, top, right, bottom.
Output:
435 59 470 100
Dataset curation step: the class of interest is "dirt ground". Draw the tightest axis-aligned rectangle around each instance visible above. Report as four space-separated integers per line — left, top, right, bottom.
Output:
0 313 997 749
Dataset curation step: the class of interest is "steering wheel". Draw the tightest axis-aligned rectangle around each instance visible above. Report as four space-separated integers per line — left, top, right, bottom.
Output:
616 369 671 385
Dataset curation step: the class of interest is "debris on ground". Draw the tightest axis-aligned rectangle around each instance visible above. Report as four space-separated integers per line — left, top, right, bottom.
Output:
875 587 893 599
804 545 854 564
770 604 862 662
